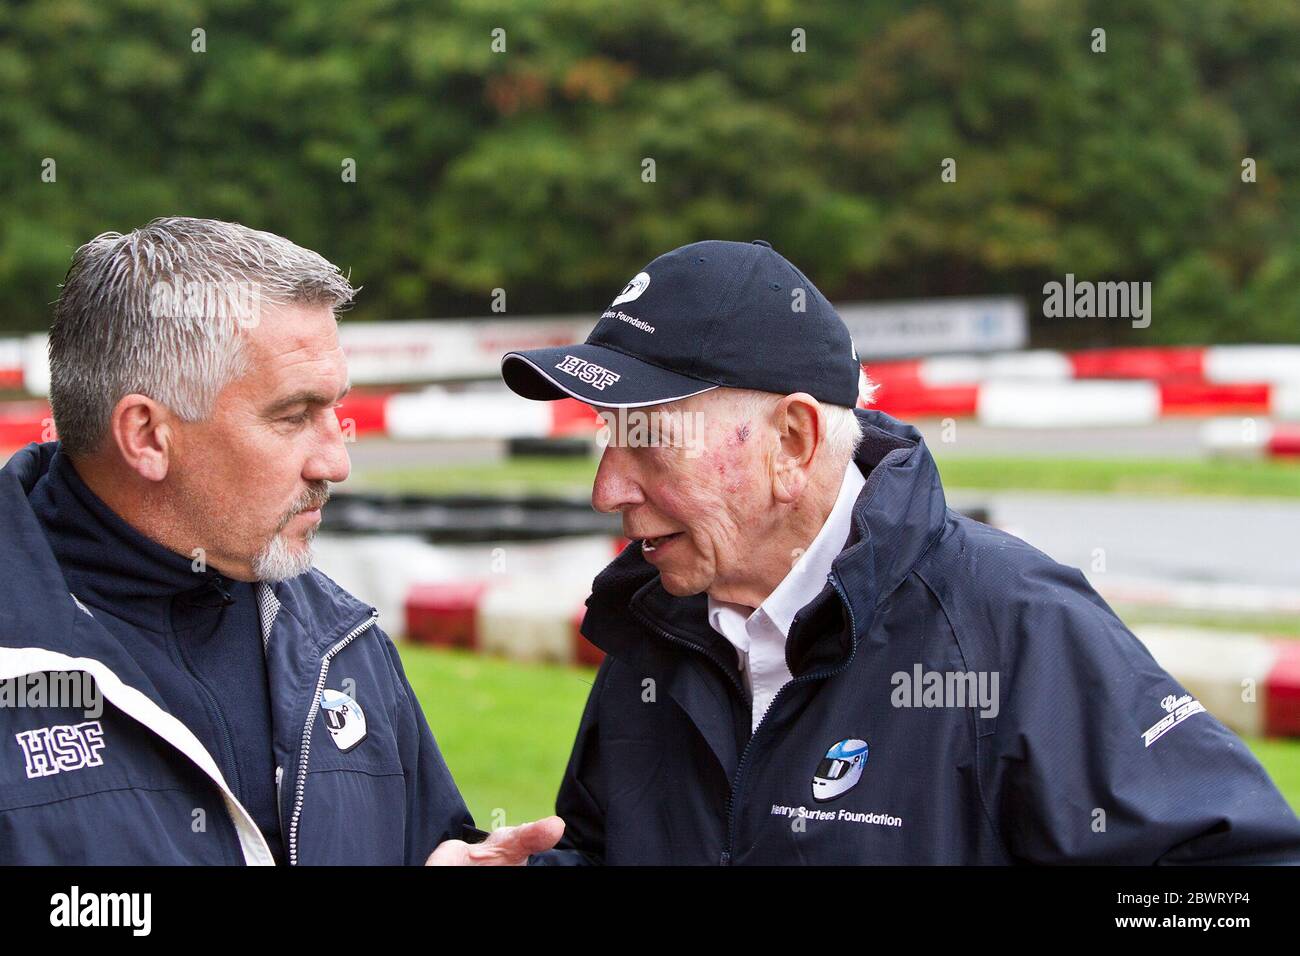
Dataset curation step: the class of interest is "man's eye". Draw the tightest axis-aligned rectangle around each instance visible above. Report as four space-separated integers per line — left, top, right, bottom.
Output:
281 410 311 425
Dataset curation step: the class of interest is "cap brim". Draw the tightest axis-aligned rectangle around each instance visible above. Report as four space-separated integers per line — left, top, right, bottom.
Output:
501 344 717 408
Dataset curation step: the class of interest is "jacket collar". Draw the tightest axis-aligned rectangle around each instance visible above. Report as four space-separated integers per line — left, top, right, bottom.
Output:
0 442 165 704
0 441 373 685
27 444 238 632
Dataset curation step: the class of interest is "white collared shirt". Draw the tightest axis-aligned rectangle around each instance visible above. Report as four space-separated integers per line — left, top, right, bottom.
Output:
707 459 867 732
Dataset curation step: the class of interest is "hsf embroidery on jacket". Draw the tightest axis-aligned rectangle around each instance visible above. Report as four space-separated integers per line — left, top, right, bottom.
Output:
14 721 106 778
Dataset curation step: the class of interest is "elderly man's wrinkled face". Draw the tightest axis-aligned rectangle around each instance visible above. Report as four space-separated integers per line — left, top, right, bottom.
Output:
167 303 351 582
591 392 776 598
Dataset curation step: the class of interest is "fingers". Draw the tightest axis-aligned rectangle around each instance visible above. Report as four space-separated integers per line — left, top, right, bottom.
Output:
425 840 471 866
514 815 566 854
426 817 567 866
466 816 567 864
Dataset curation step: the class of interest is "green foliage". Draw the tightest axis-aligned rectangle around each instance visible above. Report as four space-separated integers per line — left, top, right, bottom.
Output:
0 0 1297 343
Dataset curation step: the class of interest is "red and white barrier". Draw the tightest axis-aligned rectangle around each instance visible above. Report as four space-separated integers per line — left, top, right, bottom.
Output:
876 345 1300 387
920 350 1075 385
864 345 1300 426
1067 346 1208 381
0 338 24 391
381 387 600 441
404 579 600 665
401 541 627 668
1201 418 1300 458
1204 346 1300 385
870 379 1297 427
1135 626 1300 738
872 381 1299 427
975 380 1161 428
4 342 1298 444
0 387 605 451
6 384 1298 450
0 400 52 449
6 332 1297 397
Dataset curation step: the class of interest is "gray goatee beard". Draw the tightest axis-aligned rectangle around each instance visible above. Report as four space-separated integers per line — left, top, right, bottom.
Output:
252 481 330 583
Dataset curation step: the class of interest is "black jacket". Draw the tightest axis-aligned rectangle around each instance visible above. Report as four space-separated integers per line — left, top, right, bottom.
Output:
533 410 1300 865
0 442 472 864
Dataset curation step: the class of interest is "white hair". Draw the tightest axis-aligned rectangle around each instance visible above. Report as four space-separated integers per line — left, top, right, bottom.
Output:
49 217 356 457
252 528 318 582
720 372 876 467
822 402 865 463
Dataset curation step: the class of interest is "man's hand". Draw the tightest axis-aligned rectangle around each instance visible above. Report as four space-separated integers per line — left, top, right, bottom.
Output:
425 816 565 866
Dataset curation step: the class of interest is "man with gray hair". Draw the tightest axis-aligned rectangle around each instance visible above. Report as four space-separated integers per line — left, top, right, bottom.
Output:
0 217 562 864
503 239 1300 865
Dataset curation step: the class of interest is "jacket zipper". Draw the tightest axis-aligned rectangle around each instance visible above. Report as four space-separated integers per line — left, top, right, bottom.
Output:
286 611 378 865
628 603 749 702
170 592 242 798
719 575 860 865
631 589 861 865
183 660 242 796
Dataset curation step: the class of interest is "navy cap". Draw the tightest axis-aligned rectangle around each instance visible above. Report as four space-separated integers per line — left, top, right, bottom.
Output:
501 240 861 409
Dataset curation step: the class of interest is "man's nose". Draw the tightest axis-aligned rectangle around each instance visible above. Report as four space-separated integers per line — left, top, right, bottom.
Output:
591 446 643 514
304 412 351 485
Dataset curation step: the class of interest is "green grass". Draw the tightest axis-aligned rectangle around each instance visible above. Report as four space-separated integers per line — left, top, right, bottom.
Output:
1243 737 1300 813
401 644 595 826
401 644 1300 827
933 455 1300 499
357 454 1300 499
1117 607 1300 639
356 457 597 497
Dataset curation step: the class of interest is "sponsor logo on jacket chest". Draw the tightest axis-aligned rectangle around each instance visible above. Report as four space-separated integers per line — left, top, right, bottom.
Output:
320 688 367 752
770 737 905 831
14 720 106 778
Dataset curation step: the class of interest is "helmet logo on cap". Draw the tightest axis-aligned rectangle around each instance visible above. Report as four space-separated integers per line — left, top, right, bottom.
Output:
611 271 651 306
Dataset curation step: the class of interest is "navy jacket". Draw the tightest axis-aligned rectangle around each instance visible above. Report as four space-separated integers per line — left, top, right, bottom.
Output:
0 442 471 864
28 447 287 860
535 409 1300 865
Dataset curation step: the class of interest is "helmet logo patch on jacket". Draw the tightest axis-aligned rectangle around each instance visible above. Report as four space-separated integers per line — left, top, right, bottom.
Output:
812 738 868 802
320 688 366 753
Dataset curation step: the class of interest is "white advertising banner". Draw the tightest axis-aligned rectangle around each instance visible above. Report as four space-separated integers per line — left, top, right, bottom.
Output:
839 297 1027 359
339 317 594 384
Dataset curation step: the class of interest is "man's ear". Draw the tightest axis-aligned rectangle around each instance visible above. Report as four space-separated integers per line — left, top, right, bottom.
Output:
108 393 175 483
771 393 821 503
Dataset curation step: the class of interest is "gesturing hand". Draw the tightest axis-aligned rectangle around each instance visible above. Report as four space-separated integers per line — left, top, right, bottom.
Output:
425 816 565 866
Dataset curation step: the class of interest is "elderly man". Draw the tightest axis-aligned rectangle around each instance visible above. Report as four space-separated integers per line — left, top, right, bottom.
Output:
502 239 1300 865
0 217 560 864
